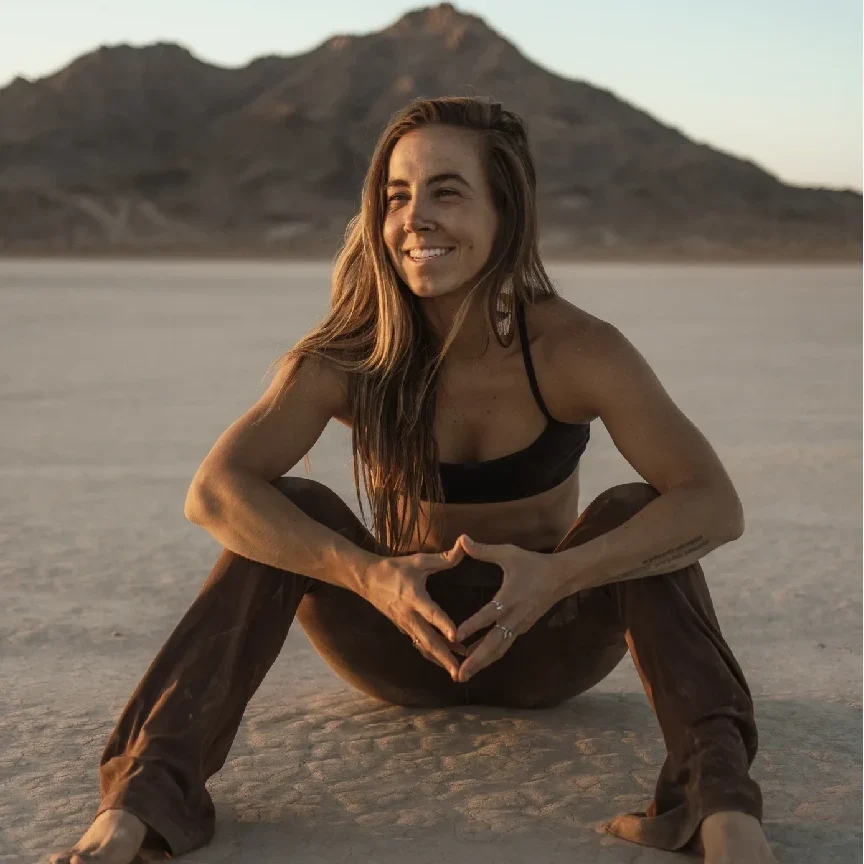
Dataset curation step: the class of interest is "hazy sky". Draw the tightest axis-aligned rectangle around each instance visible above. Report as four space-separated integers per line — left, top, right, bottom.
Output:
2 0 861 190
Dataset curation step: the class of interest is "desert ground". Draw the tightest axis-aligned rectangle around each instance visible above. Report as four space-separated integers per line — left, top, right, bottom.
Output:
0 259 860 863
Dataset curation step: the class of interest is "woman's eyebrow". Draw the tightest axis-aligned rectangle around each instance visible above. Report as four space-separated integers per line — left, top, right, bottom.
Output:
384 172 472 189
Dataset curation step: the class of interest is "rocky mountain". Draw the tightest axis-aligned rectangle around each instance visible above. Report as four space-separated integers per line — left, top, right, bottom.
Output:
0 3 859 259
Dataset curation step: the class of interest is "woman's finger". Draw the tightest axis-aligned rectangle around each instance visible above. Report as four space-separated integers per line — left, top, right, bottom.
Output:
457 626 514 682
411 614 460 678
462 639 483 658
455 594 507 643
458 536 511 564
420 544 465 573
413 592 458 643
415 645 446 670
407 628 447 671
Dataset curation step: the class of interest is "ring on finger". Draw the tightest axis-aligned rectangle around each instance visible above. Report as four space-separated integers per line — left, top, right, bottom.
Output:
494 623 514 639
492 600 505 613
412 637 421 648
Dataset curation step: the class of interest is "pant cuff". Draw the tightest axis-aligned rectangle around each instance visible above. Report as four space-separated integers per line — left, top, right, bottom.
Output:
96 788 207 858
607 789 763 852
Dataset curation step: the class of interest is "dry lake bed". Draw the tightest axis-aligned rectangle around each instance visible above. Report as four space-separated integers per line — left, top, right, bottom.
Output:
0 259 860 863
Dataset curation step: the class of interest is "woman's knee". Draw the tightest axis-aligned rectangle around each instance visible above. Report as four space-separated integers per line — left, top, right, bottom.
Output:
270 476 381 553
583 482 660 524
558 482 660 551
594 482 660 509
270 476 360 534
271 474 335 505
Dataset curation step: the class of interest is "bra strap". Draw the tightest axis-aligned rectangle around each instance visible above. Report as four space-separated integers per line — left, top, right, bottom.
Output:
516 301 553 421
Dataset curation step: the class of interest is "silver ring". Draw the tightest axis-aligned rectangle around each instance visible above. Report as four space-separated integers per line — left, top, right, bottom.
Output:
494 624 514 639
492 601 505 613
412 638 420 648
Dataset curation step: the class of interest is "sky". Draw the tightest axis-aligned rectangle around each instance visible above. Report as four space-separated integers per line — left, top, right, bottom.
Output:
1 0 861 191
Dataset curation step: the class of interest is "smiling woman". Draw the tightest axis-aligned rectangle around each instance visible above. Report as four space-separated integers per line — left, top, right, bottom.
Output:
50 97 775 864
384 143 498 307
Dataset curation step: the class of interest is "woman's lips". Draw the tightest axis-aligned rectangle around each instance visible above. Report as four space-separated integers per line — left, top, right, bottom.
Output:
405 248 455 265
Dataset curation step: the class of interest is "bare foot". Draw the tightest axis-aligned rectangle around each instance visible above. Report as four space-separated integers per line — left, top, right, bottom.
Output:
49 809 147 864
607 810 777 863
700 811 777 864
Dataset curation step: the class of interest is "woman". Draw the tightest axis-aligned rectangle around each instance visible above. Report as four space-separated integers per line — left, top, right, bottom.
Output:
51 97 776 864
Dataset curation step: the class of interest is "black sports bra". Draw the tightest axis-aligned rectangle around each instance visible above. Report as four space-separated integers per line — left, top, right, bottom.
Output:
420 302 591 504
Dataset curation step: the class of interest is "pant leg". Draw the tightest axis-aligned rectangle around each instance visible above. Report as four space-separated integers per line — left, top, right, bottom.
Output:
96 476 380 856
462 482 761 850
560 483 762 851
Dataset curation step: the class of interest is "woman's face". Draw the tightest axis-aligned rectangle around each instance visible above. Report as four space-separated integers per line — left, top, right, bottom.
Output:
383 125 499 301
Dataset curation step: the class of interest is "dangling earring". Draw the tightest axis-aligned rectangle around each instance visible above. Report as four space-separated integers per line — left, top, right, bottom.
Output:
491 275 516 347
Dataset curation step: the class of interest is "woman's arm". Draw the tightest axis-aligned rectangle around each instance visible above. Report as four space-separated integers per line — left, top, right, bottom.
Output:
543 318 744 595
185 355 380 593
551 484 739 597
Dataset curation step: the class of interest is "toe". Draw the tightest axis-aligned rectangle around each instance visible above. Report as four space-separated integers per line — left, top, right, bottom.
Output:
606 812 647 845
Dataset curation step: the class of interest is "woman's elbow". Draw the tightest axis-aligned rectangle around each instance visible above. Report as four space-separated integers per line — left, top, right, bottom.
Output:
184 478 219 524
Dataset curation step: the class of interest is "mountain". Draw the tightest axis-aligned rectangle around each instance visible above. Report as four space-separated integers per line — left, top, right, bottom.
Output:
0 3 859 259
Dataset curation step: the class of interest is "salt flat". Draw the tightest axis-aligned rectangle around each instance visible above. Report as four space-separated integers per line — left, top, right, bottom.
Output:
0 259 860 863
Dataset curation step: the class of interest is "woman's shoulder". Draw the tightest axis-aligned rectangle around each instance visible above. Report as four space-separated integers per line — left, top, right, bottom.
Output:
525 295 611 357
285 352 354 427
524 296 617 425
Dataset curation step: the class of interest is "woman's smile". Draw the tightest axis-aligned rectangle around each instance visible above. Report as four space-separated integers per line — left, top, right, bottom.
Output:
405 247 456 266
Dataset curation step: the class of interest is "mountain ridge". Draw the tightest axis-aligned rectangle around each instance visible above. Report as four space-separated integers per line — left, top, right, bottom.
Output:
0 2 859 259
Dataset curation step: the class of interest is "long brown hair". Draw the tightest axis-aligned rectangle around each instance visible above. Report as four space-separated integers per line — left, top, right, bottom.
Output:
262 96 559 555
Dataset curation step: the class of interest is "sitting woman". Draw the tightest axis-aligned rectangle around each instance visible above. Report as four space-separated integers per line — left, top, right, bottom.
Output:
51 97 775 864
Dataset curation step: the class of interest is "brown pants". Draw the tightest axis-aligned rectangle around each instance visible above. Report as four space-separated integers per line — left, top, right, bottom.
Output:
96 477 762 855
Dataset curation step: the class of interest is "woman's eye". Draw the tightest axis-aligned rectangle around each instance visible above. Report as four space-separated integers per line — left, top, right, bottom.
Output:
387 188 458 205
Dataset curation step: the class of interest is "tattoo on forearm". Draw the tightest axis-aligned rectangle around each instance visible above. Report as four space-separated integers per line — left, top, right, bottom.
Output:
612 535 713 583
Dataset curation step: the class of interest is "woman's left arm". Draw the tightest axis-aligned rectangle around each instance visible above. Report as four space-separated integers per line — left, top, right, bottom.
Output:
546 319 745 600
451 318 746 682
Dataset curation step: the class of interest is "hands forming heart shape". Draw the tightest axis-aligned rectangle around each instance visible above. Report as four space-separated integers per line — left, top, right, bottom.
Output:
361 534 567 683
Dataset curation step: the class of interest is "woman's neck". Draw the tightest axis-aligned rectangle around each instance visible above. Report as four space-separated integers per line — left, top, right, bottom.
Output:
421 289 492 360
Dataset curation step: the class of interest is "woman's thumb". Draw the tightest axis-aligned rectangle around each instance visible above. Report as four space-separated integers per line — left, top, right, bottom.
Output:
460 535 491 559
437 543 465 568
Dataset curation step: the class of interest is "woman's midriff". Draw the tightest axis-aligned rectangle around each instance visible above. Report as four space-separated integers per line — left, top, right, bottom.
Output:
403 469 581 554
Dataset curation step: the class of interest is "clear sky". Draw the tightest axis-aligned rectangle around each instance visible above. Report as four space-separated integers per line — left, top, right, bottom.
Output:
2 0 861 191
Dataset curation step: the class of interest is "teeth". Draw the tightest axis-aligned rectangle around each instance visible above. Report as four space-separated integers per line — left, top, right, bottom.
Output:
409 248 452 260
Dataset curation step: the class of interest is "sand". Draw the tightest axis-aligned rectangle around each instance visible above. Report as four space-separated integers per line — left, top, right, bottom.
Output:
0 259 860 863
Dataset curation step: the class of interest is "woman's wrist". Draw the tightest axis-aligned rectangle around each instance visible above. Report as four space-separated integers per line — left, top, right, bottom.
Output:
344 547 385 598
548 545 596 602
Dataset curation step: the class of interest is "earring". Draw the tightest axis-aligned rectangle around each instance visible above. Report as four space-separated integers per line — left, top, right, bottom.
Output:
491 275 515 347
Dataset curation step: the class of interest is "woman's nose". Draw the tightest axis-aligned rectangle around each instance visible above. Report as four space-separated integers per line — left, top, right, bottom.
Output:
403 198 434 232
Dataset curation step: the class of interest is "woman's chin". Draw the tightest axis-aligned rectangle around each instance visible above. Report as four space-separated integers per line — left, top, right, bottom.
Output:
406 280 455 299
404 273 475 300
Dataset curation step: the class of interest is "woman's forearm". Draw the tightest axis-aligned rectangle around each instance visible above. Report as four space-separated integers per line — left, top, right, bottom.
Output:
551 483 743 599
185 469 380 594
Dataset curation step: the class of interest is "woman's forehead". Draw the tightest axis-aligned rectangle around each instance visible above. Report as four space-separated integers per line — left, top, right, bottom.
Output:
387 127 484 178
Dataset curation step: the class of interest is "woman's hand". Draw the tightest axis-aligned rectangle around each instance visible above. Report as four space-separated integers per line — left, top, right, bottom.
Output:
359 542 469 679
452 535 563 683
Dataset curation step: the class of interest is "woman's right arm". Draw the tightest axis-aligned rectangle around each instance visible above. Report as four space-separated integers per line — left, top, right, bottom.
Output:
183 354 379 595
185 353 467 676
